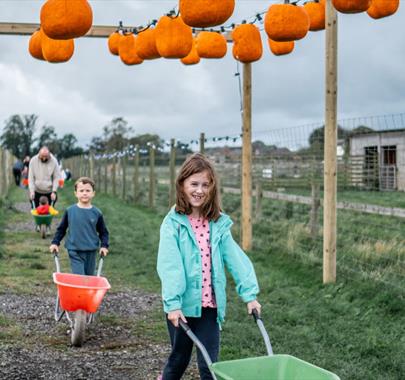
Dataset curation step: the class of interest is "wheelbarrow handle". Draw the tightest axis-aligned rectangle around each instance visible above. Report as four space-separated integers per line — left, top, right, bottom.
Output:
179 320 218 380
53 252 61 273
251 308 273 356
96 255 105 277
31 200 36 210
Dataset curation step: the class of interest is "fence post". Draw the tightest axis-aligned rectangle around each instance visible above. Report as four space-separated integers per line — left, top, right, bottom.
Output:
133 146 139 204
96 159 101 190
112 156 117 196
103 159 108 194
122 155 127 201
169 138 176 208
149 145 155 208
323 0 338 283
200 133 205 155
89 152 95 179
309 182 321 240
241 62 252 251
0 149 5 196
255 181 263 222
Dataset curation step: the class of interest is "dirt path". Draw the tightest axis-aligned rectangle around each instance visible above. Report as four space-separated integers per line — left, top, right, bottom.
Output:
0 203 199 379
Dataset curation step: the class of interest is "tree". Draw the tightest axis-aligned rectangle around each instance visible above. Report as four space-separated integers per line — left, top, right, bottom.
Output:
308 124 349 154
0 114 38 158
129 133 164 151
36 125 60 154
102 117 133 151
58 133 83 159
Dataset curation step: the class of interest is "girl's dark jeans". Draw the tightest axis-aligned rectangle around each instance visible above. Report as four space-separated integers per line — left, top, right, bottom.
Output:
162 307 219 380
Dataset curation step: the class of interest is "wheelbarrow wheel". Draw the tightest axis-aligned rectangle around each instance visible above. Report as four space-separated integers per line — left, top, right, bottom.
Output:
71 310 86 347
40 224 46 239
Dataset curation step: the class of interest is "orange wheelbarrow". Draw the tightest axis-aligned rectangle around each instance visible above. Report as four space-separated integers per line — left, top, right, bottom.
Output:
53 253 111 347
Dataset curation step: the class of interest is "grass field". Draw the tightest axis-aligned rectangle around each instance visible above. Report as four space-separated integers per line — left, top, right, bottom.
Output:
1 183 404 379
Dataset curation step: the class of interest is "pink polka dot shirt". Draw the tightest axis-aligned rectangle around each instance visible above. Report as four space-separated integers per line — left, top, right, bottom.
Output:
188 216 217 308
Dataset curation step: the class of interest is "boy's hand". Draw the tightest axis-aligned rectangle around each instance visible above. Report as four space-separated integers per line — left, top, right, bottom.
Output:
99 247 109 257
49 244 59 253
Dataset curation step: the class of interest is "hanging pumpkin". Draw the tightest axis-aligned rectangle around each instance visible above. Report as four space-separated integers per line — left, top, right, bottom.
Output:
304 0 325 31
41 31 74 63
179 0 235 28
181 39 200 65
331 0 371 14
40 0 93 40
136 28 161 60
366 0 399 19
118 33 143 65
108 31 122 56
268 39 295 56
29 30 45 61
155 15 193 59
265 3 310 42
195 31 227 59
232 24 263 63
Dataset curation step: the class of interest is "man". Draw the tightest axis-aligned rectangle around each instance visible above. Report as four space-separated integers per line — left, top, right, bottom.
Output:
12 159 24 186
28 146 61 207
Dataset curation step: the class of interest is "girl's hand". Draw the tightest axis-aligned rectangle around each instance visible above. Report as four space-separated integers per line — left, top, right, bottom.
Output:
167 309 187 327
247 300 262 316
99 247 109 256
49 244 59 253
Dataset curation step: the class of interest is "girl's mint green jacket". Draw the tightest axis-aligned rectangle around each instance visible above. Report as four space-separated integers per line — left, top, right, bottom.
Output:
157 208 259 324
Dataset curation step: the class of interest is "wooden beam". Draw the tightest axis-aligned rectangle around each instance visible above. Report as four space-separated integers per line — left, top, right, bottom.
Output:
0 22 233 41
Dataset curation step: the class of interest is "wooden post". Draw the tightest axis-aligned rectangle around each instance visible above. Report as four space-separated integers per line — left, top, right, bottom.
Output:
255 181 263 222
96 159 101 190
112 156 117 196
323 0 338 284
169 138 176 208
149 146 155 208
89 153 95 179
122 155 127 201
241 62 252 251
200 133 205 155
0 149 5 196
309 182 321 240
133 147 139 203
104 159 108 194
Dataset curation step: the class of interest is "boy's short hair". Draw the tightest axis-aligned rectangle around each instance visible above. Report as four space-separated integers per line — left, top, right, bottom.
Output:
74 177 95 191
39 196 49 205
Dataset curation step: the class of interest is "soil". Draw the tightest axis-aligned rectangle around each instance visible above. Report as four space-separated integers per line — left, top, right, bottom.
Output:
0 203 200 380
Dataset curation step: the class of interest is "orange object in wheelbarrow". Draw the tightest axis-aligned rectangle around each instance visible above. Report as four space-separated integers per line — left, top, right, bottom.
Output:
53 273 111 313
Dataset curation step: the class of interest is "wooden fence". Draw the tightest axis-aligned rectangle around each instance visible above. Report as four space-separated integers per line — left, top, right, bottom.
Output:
0 148 16 198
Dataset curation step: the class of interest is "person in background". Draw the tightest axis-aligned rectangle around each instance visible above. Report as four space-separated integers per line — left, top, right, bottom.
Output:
21 156 30 188
12 159 24 186
31 195 58 216
28 147 60 207
157 153 261 380
49 177 109 276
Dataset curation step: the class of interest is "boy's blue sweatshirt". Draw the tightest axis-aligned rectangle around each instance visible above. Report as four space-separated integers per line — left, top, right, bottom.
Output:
51 204 109 251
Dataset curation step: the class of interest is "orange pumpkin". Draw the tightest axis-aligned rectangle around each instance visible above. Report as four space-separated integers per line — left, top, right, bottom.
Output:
268 39 295 56
29 30 45 61
155 16 193 59
41 31 74 63
367 0 399 19
195 31 227 59
181 39 200 65
232 24 263 63
118 33 143 65
41 0 93 40
136 28 161 60
331 0 371 13
265 4 310 42
179 0 235 27
304 0 325 31
108 31 122 56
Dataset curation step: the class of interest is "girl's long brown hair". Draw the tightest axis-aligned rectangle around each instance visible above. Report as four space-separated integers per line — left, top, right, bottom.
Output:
175 153 221 221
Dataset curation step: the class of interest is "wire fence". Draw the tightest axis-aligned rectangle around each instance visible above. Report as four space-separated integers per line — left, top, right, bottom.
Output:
64 112 405 293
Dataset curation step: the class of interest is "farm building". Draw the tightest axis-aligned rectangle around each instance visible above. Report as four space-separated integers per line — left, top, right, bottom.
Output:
349 129 405 191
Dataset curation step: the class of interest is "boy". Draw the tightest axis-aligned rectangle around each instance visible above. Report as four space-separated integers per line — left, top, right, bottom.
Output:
49 177 109 276
31 196 59 216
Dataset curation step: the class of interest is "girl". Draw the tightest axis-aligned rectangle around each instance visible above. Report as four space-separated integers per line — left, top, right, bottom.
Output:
157 153 261 380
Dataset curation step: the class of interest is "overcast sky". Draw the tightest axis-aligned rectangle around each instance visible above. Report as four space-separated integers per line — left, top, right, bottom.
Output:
0 0 404 149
